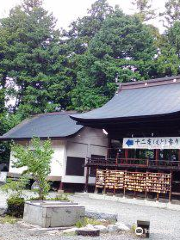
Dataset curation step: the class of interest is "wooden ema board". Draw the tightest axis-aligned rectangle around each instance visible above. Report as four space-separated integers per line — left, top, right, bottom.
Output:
125 172 146 192
95 170 106 188
95 170 172 200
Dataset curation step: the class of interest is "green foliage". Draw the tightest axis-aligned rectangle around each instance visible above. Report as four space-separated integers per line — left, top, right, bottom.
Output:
75 217 102 228
71 9 157 111
160 0 180 28
12 137 54 200
89 10 156 61
49 194 70 202
167 21 180 57
63 0 113 55
0 0 180 158
1 176 29 198
30 193 71 201
0 0 73 118
6 196 25 218
155 44 180 76
1 177 27 218
0 113 22 163
131 0 156 21
152 21 180 77
0 215 18 224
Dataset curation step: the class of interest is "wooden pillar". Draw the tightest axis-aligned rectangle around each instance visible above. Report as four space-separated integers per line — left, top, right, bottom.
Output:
107 138 111 159
155 149 159 166
125 149 129 163
115 152 119 169
106 138 111 166
84 166 90 192
169 170 173 202
94 168 98 193
157 192 159 201
178 149 180 166
145 171 148 199
58 181 64 191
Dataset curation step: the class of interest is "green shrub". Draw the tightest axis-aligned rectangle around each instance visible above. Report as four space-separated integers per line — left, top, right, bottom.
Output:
7 196 25 218
76 219 84 228
49 194 70 201
75 217 102 228
1 177 28 218
0 215 18 224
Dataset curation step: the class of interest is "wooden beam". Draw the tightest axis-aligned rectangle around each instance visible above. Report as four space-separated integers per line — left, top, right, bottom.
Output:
58 181 64 191
169 170 173 202
156 149 159 166
84 166 90 192
178 149 180 167
115 152 119 169
125 149 129 163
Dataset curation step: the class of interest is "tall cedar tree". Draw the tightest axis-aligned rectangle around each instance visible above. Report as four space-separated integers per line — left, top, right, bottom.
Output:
160 0 180 28
155 21 180 76
131 0 156 21
63 0 113 55
0 0 72 119
71 9 157 111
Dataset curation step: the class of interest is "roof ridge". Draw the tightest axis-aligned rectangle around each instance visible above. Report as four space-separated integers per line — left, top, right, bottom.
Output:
30 111 78 117
118 75 180 91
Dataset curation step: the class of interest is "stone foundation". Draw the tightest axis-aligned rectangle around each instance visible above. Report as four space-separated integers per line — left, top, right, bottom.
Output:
23 201 85 228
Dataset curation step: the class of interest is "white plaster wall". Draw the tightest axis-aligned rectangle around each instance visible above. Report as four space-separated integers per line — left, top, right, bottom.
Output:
50 140 66 177
8 127 108 185
62 127 108 184
9 140 66 177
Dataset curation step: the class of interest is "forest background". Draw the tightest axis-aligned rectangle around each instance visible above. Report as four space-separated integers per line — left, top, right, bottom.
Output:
0 0 180 162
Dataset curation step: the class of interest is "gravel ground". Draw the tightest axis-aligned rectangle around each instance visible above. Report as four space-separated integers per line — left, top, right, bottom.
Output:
0 222 137 240
70 194 180 240
0 191 180 239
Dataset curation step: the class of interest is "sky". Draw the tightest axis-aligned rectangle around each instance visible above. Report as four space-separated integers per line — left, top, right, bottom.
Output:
0 0 166 30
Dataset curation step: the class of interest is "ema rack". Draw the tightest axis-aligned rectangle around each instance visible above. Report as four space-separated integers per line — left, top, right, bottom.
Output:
95 170 172 201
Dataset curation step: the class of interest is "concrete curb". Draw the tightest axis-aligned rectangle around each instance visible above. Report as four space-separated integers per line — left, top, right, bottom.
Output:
85 210 118 221
75 193 180 211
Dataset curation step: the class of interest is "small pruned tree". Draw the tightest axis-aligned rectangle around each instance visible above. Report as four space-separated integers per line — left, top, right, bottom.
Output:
12 137 54 200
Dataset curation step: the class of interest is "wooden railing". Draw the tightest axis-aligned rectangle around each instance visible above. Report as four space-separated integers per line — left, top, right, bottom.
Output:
86 157 180 169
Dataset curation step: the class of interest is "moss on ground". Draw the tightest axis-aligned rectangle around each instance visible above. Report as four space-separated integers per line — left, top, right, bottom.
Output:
0 215 19 224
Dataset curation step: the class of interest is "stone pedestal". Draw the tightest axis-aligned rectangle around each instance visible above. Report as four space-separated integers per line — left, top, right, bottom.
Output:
23 201 85 228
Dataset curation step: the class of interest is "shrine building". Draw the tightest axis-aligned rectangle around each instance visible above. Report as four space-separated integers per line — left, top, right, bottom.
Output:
71 75 180 200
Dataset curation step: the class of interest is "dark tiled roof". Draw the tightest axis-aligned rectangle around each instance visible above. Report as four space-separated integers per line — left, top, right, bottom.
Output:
0 112 83 140
71 76 180 122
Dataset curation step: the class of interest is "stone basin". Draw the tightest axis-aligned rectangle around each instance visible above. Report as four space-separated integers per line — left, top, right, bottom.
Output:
23 201 85 228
